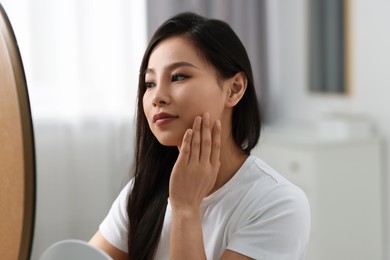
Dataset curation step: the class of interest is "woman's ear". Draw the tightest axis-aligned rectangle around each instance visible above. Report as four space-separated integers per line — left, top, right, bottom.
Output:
225 72 247 107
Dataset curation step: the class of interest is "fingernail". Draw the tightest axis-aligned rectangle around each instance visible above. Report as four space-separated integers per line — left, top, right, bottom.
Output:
196 116 202 128
203 113 209 120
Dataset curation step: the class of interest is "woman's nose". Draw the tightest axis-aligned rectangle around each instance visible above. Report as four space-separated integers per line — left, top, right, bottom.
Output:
152 84 170 107
153 99 167 107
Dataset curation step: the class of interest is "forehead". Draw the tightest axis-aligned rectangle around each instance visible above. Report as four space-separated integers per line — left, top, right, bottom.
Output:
147 36 207 70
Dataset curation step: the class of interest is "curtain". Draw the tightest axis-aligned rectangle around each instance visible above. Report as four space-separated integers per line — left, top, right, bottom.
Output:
309 0 345 93
146 0 269 120
24 0 146 119
1 1 146 259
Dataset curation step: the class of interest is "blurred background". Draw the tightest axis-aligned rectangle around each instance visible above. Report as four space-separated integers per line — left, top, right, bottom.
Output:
1 0 389 259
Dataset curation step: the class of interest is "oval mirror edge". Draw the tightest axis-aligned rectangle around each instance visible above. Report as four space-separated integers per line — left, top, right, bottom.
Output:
0 3 36 260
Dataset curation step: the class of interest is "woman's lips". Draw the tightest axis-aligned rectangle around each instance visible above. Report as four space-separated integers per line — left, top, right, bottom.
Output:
153 112 178 126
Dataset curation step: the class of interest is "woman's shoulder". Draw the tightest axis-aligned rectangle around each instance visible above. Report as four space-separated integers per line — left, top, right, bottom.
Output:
213 154 308 202
223 156 311 260
243 155 302 189
237 155 310 211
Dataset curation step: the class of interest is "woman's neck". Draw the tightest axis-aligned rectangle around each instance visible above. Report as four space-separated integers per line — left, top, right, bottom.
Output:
209 136 248 195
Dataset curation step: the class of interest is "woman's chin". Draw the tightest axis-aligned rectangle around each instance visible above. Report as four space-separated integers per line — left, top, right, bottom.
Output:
152 129 186 147
156 137 181 147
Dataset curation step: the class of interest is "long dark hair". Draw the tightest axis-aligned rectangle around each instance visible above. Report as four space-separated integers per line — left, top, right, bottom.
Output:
127 12 261 259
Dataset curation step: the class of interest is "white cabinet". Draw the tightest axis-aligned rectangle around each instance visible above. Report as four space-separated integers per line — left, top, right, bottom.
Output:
252 129 384 260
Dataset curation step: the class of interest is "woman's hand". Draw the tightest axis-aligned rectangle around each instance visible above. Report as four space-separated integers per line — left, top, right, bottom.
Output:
169 113 221 214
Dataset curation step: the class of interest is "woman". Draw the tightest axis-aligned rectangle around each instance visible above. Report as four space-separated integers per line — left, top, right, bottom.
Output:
90 12 310 260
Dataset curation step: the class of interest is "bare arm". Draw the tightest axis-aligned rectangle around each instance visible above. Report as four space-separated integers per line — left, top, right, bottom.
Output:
89 231 128 260
169 114 218 259
220 250 253 260
170 208 207 259
170 210 253 260
169 114 220 259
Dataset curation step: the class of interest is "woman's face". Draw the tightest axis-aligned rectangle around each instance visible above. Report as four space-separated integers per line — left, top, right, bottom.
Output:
143 36 230 147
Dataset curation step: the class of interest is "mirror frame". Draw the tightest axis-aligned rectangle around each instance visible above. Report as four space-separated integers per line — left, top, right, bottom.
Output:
0 3 35 260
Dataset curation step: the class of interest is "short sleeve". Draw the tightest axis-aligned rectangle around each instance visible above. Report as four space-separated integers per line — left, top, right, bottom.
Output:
99 180 132 253
226 185 311 260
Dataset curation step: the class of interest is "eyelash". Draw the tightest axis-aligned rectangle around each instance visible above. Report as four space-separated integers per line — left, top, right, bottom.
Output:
144 74 191 89
145 82 156 89
171 74 190 82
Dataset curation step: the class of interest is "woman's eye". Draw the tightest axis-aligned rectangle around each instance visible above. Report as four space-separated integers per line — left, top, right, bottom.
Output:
171 74 190 82
145 82 156 89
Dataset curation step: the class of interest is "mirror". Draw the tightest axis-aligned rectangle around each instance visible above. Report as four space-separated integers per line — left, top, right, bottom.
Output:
309 0 349 93
0 3 35 260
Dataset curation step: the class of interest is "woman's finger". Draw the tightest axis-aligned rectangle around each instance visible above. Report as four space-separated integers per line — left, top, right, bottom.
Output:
176 129 193 166
200 113 212 163
210 120 221 168
190 116 202 161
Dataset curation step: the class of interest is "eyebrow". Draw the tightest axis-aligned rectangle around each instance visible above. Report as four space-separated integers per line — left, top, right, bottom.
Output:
145 61 200 74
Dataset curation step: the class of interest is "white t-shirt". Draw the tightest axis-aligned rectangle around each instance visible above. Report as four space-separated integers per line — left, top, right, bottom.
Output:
99 155 311 260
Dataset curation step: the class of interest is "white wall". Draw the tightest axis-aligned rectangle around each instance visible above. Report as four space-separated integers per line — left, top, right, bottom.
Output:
266 0 390 257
